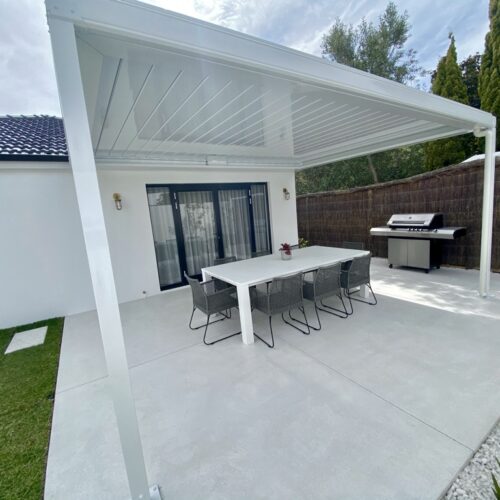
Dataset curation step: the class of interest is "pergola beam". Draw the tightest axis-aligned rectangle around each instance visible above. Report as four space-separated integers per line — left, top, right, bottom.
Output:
47 18 158 500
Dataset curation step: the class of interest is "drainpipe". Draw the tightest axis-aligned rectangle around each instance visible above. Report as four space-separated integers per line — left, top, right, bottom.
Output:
473 126 496 297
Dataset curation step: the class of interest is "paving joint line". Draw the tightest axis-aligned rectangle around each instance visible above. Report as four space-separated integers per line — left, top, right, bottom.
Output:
56 338 203 395
280 335 473 452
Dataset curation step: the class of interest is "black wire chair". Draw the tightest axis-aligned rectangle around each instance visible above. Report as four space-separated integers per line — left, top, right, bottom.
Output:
302 263 349 330
251 272 310 348
341 254 377 315
185 273 240 345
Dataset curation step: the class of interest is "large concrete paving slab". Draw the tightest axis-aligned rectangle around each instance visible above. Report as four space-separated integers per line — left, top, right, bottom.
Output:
45 259 500 499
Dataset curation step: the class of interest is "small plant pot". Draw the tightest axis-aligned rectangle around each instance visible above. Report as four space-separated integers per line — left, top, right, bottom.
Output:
280 250 292 260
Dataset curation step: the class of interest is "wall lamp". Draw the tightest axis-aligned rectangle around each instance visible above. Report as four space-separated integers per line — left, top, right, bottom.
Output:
283 188 291 200
113 192 123 210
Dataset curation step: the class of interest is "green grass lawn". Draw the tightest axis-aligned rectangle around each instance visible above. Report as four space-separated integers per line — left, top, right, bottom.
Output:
0 318 64 500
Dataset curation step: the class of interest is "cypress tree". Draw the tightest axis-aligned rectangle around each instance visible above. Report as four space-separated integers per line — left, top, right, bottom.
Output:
478 0 500 147
425 35 472 169
461 53 482 109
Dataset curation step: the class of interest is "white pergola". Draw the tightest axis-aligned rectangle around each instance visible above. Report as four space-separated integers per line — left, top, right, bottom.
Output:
45 0 496 498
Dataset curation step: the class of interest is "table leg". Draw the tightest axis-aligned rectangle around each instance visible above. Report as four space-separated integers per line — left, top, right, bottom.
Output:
360 284 369 299
236 284 254 345
201 269 208 282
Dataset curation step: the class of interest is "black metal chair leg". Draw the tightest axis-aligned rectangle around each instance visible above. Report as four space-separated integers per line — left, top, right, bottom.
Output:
189 307 228 330
342 289 354 315
289 303 321 330
317 294 349 318
204 330 241 345
282 307 310 335
201 313 242 346
219 308 231 319
202 314 211 345
254 316 275 348
346 284 377 307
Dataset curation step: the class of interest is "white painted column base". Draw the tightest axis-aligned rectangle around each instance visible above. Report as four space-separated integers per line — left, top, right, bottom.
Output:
149 484 162 500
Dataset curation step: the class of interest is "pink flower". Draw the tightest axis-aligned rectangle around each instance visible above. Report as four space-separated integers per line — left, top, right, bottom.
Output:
280 243 291 255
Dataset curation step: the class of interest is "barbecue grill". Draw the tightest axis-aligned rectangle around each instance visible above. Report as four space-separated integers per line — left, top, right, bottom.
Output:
370 213 466 272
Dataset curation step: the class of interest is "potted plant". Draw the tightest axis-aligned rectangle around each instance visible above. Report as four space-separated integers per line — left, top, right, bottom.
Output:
280 242 292 260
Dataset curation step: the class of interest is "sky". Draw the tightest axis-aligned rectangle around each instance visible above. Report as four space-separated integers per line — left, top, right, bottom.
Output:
0 0 490 117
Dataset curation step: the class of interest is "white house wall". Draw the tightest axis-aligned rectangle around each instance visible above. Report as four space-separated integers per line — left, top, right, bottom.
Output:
0 162 297 328
0 164 95 328
97 166 298 304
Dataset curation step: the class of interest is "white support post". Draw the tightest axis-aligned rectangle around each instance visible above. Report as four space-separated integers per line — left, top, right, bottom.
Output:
474 126 497 297
47 18 155 500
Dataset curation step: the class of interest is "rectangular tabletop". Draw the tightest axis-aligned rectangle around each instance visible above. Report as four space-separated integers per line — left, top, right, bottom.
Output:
201 246 369 345
202 245 369 287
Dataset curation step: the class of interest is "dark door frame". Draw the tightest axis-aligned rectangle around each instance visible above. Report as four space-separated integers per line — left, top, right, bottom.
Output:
146 182 272 290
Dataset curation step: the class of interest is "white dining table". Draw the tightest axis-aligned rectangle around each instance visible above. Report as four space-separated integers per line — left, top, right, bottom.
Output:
202 245 370 345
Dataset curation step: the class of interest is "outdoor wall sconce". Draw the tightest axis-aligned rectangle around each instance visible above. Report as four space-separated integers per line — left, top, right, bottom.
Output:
113 193 122 210
283 188 291 200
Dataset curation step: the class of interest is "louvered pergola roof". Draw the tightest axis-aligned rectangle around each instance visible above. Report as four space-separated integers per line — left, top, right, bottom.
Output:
47 0 494 170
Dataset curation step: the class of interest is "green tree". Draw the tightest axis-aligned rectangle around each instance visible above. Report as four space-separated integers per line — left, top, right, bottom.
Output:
305 2 424 186
295 144 426 195
460 53 482 109
322 2 422 84
479 0 500 147
425 35 473 169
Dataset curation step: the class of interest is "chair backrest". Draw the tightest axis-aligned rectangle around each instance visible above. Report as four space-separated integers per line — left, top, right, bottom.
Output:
343 241 365 250
214 256 236 265
346 254 371 288
268 272 303 314
184 272 206 310
314 263 342 299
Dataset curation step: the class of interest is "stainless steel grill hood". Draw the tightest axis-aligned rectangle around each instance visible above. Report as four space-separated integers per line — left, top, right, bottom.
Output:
387 213 443 230
370 213 466 272
371 212 465 240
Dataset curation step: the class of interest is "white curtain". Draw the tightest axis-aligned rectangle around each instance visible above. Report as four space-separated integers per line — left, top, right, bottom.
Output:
147 187 182 286
218 189 252 260
178 190 218 275
251 184 271 253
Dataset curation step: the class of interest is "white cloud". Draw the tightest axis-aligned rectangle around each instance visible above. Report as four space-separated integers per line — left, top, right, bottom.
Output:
0 0 60 115
0 0 491 116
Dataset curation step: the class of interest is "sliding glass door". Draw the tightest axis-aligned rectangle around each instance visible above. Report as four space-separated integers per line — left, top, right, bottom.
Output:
218 189 252 260
147 187 183 288
147 183 271 289
177 190 218 275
